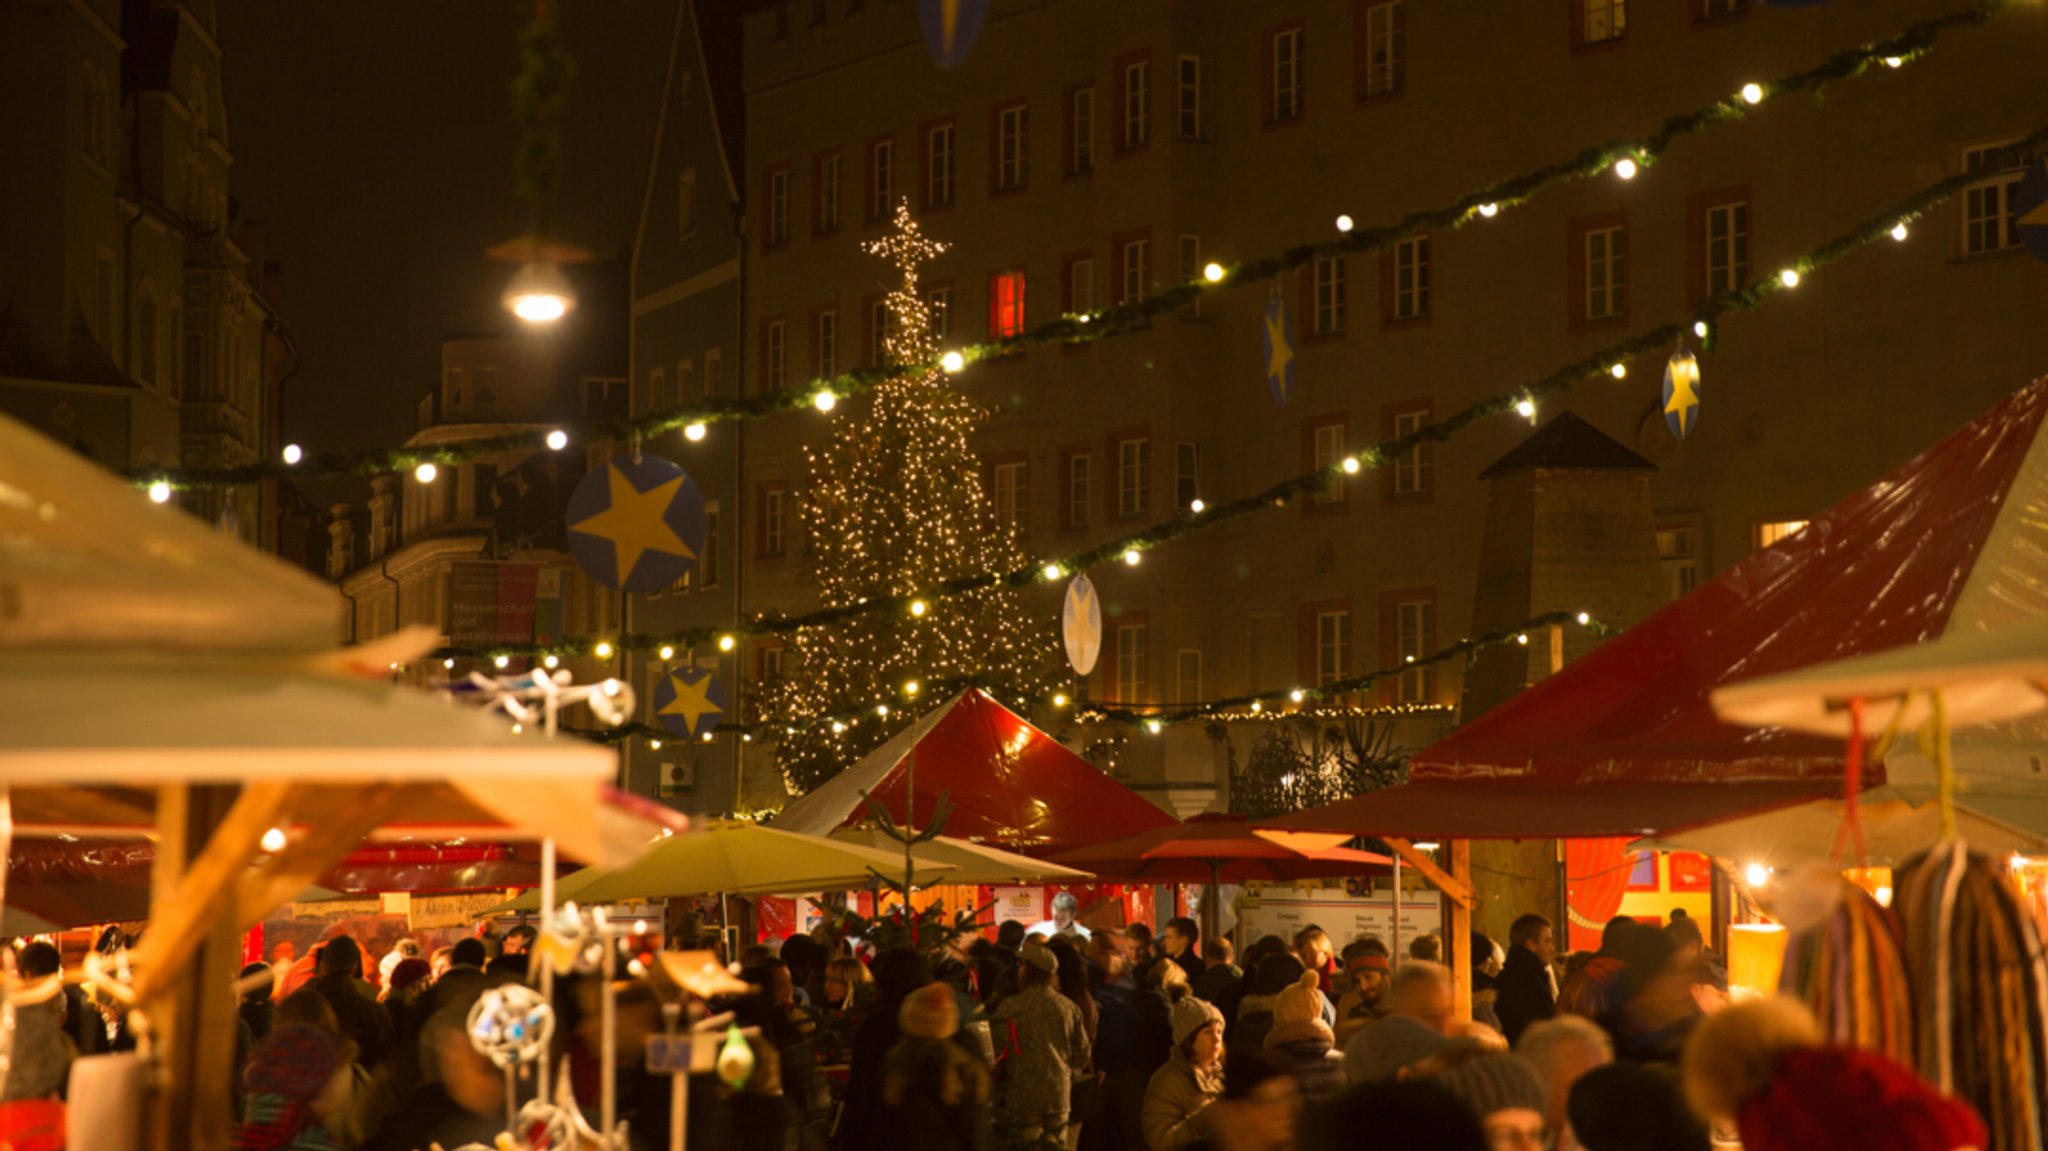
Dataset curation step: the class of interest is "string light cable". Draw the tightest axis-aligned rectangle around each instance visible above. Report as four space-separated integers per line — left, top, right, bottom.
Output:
126 2 2004 490
418 125 2048 665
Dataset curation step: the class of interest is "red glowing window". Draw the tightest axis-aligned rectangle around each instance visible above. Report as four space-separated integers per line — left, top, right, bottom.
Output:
988 270 1027 339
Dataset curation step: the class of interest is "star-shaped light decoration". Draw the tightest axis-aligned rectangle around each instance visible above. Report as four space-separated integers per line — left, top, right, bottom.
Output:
1263 288 1296 406
564 455 706 592
1663 345 1703 440
653 667 726 739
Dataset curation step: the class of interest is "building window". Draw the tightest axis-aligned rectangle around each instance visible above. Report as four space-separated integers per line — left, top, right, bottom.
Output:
1176 649 1204 704
1174 441 1200 511
1068 86 1096 175
759 485 788 558
1311 257 1346 335
1310 419 1347 506
868 137 895 221
1656 519 1699 602
1570 213 1630 326
815 309 839 380
1062 448 1092 531
1580 0 1627 45
1393 595 1435 702
472 463 499 520
1694 0 1747 20
473 369 497 415
678 167 697 239
927 286 954 340
1383 236 1430 323
1704 201 1749 296
1115 621 1148 704
756 643 785 683
765 168 790 248
1268 24 1305 123
1961 142 2024 256
1388 406 1433 499
1317 610 1351 686
992 461 1028 529
136 285 159 388
1064 255 1095 318
764 319 787 391
676 359 695 405
1178 235 1202 317
701 503 720 587
815 152 841 234
1120 56 1150 152
924 122 956 209
1115 434 1151 518
986 270 1028 340
868 298 891 364
1177 55 1202 139
1118 235 1151 304
704 348 723 397
995 104 1027 191
1358 1 1405 100
647 367 667 413
1755 519 1809 551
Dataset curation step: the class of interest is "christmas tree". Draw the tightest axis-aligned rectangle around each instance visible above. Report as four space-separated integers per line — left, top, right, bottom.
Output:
761 202 1058 795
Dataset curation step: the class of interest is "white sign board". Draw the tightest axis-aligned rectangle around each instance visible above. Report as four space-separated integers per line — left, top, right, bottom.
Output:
991 885 1045 929
1235 884 1442 950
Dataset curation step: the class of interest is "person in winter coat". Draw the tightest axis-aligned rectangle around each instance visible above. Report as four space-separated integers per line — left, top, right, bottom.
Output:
1142 987 1225 1151
839 948 934 1151
1495 914 1559 1048
1291 928 1337 995
883 983 991 1151
232 1025 356 1151
1683 997 1989 1151
1262 969 1344 1104
1332 944 1390 1050
1468 933 1505 1036
1556 919 1638 1020
991 942 1092 1148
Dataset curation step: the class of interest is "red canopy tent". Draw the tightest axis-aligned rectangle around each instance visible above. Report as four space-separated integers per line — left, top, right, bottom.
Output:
1269 375 2048 842
772 689 1175 855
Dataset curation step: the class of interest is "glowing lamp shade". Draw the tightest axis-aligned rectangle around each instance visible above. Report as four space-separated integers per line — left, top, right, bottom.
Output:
1725 923 1788 999
503 261 575 324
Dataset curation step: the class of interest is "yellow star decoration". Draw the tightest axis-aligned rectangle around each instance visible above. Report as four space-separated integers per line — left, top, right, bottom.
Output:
1264 303 1295 389
1665 359 1702 436
569 464 694 585
659 671 724 734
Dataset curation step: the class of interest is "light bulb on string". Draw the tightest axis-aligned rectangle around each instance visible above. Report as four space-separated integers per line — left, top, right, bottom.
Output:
1189 498 1206 513
1053 693 1069 708
494 655 511 669
876 704 890 717
1042 563 1064 580
718 635 736 652
1477 202 1499 218
1614 156 1638 180
1609 363 1628 380
940 351 966 373
658 645 675 661
1249 700 1263 713
909 599 928 617
260 827 287 853
1335 214 1355 233
831 721 846 735
1740 83 1764 104
649 738 663 750
594 641 614 660
1514 398 1537 422
701 732 714 743
1576 612 1592 626
1891 221 1909 242
1778 268 1801 288
1202 262 1225 283
543 654 560 670
1883 56 1903 68
1341 456 1361 475
813 389 838 412
1290 689 1305 703
415 462 439 484
1515 634 1529 646
1122 548 1141 566
1694 320 1710 340
1145 720 1163 735
903 679 922 696
684 422 708 441
546 430 568 451
282 444 303 465
147 480 172 504
443 658 455 669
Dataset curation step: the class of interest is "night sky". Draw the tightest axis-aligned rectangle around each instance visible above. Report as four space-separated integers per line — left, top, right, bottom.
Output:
218 1 677 483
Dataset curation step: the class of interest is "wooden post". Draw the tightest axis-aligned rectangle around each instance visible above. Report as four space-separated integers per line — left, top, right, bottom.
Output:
146 784 244 1151
1448 840 1473 1023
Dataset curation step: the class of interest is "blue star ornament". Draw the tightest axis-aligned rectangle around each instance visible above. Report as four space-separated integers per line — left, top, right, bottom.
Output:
1263 289 1297 407
653 667 726 739
566 456 707 593
2014 158 2048 264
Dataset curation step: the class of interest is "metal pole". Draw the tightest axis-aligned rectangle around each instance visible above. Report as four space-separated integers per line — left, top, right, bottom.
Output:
538 836 556 1105
1391 856 1403 962
601 935 617 1146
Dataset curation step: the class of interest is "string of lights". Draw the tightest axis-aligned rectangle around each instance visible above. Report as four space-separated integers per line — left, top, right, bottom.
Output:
129 0 2003 492
412 123 2048 664
564 608 1601 747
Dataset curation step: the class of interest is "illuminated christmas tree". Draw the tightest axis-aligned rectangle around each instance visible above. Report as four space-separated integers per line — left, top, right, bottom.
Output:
762 202 1058 794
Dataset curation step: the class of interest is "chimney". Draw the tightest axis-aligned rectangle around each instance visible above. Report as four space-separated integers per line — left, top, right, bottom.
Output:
366 475 400 561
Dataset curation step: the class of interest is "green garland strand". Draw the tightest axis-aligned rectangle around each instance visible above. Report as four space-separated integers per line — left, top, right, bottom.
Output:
130 0 2004 489
573 609 1604 742
421 123 2048 663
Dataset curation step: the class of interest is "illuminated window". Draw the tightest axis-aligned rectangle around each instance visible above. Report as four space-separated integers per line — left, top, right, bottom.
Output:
988 270 1028 339
1582 0 1626 44
1656 520 1700 601
1755 519 1809 550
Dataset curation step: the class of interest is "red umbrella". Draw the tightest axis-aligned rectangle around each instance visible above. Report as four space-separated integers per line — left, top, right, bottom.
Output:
1048 814 1388 944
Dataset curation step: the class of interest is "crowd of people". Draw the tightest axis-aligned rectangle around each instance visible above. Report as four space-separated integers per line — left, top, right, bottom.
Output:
0 904 1994 1151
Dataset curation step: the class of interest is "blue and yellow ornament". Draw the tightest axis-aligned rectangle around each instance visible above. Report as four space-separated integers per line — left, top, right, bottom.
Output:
918 0 989 68
566 455 706 593
653 667 725 739
1663 344 1702 440
1263 287 1296 407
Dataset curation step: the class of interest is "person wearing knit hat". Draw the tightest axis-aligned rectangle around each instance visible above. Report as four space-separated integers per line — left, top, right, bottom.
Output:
883 984 989 1151
1567 1061 1708 1151
1144 986 1226 1151
233 1024 356 1151
1341 1013 1454 1085
1435 1051 1548 1150
1264 969 1344 1102
1684 997 1988 1151
1234 951 1309 1053
1334 943 1392 1048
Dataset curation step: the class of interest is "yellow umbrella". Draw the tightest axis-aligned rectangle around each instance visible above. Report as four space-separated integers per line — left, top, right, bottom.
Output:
827 827 1095 885
492 820 957 910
